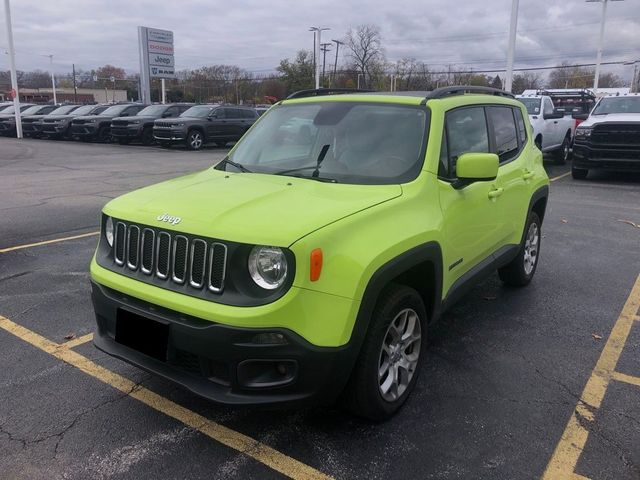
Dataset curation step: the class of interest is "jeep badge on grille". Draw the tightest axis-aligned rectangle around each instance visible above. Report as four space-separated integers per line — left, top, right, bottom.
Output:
157 213 181 225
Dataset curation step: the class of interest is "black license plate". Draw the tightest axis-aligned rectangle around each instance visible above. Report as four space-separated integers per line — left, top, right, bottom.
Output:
115 309 169 361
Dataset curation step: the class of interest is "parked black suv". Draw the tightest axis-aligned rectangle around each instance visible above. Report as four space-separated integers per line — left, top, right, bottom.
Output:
39 104 109 139
153 105 258 150
23 104 80 138
70 103 146 142
111 103 193 145
0 104 53 136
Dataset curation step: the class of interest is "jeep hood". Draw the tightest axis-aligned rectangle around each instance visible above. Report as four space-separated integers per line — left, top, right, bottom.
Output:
103 169 402 246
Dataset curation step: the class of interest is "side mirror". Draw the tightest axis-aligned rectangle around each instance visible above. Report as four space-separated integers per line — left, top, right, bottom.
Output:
572 112 589 120
453 152 499 189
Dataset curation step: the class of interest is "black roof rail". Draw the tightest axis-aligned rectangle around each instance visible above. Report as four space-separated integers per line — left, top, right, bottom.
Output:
286 88 375 100
425 85 515 100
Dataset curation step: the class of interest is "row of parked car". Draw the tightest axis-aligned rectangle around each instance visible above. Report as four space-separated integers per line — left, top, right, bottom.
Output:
0 102 269 150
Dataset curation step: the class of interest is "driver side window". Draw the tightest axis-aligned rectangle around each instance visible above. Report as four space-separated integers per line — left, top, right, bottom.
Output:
439 106 489 180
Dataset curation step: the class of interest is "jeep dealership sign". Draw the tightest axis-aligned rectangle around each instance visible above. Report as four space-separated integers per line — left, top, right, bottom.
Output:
137 26 175 103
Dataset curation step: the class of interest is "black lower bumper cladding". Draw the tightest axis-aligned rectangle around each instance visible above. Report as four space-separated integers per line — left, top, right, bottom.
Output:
91 281 355 407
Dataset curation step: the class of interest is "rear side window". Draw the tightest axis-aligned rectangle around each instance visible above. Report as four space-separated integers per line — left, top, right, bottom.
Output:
241 109 256 119
515 108 527 145
441 106 489 178
487 106 519 163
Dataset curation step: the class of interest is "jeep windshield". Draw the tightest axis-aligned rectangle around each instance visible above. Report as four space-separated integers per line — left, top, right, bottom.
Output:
220 102 428 185
138 105 169 116
592 96 640 115
518 98 541 115
70 105 99 116
49 105 78 115
99 105 130 116
180 106 214 118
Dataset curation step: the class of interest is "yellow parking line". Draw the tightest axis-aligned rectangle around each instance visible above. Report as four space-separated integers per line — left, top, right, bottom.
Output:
0 231 100 253
612 371 640 388
59 333 94 350
542 274 640 480
550 171 571 182
0 315 332 480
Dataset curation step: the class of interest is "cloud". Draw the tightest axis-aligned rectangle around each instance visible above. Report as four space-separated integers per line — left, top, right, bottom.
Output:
1 0 638 80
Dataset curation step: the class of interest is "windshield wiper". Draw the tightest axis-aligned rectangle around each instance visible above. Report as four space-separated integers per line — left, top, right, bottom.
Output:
217 157 253 173
274 144 331 177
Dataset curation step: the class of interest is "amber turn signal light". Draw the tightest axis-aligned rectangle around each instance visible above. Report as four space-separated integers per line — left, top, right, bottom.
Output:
310 248 323 281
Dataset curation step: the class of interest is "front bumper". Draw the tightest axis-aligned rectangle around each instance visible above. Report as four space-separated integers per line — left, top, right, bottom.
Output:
111 125 142 140
40 123 68 136
91 280 356 407
70 124 99 138
0 122 16 136
153 127 186 142
573 142 640 172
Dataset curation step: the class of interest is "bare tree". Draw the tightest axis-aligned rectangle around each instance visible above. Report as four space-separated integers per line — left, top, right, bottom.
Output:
345 24 385 88
512 72 543 93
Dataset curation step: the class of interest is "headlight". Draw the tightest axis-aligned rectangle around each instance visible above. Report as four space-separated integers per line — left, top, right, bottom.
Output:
104 216 114 248
130 120 141 124
172 123 185 127
87 119 97 123
575 127 592 139
248 246 288 290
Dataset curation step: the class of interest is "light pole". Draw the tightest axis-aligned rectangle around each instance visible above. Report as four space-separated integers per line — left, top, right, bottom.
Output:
3 0 22 138
587 0 624 92
320 43 331 88
331 39 344 88
357 73 364 89
504 0 520 92
309 26 329 89
42 55 57 104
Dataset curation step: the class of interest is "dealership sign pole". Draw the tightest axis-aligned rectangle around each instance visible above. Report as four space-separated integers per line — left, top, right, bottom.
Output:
138 26 175 104
3 0 22 138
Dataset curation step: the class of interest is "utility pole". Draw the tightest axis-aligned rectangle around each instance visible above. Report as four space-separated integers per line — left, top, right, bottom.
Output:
309 27 330 89
504 0 520 92
3 0 22 138
587 0 624 93
72 63 78 103
320 43 331 88
309 28 316 84
331 39 343 88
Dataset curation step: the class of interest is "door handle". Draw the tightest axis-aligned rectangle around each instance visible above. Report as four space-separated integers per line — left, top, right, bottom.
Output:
488 187 504 199
523 170 535 180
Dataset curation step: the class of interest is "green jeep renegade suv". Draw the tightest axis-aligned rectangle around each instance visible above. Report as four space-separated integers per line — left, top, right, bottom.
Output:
90 86 549 420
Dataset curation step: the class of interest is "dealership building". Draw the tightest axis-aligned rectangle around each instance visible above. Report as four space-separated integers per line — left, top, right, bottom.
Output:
0 86 128 103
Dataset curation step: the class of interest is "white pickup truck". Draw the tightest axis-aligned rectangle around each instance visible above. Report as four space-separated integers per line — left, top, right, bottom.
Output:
517 95 576 164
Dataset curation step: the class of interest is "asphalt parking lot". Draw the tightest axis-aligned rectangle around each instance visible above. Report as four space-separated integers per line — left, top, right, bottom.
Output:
1 138 639 480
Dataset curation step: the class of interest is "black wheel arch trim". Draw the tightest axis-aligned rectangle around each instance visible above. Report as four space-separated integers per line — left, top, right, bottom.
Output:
349 241 443 355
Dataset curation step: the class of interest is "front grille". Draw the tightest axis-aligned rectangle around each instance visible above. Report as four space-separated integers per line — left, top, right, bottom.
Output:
112 120 129 126
591 123 640 147
72 119 87 125
111 221 228 294
155 121 174 128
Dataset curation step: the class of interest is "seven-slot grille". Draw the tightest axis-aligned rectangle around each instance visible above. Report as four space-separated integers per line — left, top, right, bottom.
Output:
113 221 227 293
154 121 175 128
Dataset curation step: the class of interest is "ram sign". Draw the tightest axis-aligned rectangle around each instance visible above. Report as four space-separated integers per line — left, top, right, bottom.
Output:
137 26 175 103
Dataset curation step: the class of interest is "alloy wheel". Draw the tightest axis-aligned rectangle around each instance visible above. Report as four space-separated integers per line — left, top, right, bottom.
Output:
523 222 539 275
189 132 203 149
378 308 422 402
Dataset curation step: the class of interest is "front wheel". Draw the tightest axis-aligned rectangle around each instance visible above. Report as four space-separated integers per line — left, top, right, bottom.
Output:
344 284 426 420
186 130 204 150
97 127 110 143
498 211 541 286
554 135 571 165
571 165 588 180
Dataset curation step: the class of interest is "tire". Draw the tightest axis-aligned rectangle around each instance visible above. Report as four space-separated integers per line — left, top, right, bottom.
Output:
554 134 571 165
344 284 426 421
571 165 588 180
498 211 541 287
141 127 154 146
97 126 110 143
186 130 204 150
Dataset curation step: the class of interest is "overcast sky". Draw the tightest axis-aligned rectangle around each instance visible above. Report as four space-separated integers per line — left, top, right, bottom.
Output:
1 0 639 79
